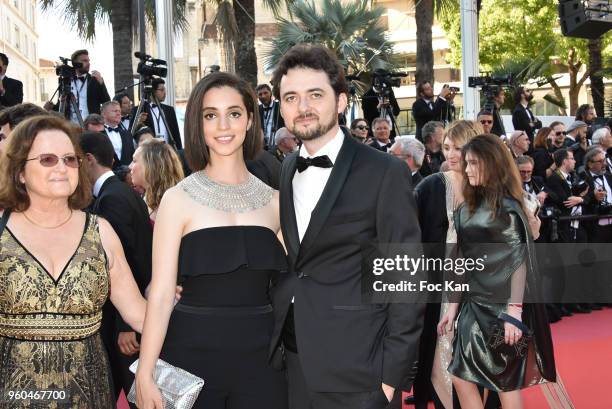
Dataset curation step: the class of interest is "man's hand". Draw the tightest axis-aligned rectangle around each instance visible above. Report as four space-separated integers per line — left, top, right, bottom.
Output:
564 196 583 208
382 383 395 403
118 331 140 356
91 70 104 84
439 87 451 99
138 112 149 125
536 191 547 205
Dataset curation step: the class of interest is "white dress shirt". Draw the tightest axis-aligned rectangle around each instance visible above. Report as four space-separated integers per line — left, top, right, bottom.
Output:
292 128 344 241
591 171 612 225
70 76 89 123
93 170 115 198
150 104 169 143
105 125 123 160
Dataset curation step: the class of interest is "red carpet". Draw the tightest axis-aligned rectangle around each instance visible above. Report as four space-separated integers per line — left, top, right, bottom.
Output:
118 309 612 409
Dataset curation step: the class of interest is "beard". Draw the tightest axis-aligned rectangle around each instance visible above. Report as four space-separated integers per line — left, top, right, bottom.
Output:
290 111 337 141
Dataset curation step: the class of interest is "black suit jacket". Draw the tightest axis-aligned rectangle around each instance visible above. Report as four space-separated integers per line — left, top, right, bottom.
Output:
367 139 392 152
130 102 182 149
512 104 541 141
93 175 152 333
412 97 449 141
271 130 424 392
412 171 423 187
105 127 136 168
259 100 285 145
0 76 23 107
51 75 110 116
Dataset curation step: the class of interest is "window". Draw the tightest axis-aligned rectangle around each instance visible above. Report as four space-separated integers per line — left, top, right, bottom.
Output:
14 26 20 50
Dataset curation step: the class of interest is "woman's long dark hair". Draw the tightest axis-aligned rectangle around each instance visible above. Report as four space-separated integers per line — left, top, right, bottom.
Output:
462 134 525 217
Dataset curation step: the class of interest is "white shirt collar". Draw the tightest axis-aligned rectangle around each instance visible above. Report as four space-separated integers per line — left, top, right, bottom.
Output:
93 170 115 197
0 74 5 81
560 170 570 180
298 128 344 165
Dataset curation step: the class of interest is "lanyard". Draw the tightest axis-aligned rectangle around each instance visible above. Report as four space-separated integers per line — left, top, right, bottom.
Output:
151 105 163 135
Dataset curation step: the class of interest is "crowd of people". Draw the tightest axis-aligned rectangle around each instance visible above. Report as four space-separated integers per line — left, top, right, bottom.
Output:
0 43 609 409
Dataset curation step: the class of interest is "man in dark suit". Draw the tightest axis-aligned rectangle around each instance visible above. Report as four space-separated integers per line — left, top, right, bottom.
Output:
0 103 47 153
512 86 541 143
79 131 153 408
389 136 425 188
270 44 424 409
102 100 136 168
0 53 23 107
257 83 285 149
130 78 182 149
516 156 547 205
489 87 507 137
580 147 612 243
361 83 401 140
113 92 134 131
367 118 394 152
412 81 453 142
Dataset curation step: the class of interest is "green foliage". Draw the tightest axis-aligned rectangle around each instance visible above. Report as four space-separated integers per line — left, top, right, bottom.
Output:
263 0 393 77
439 0 612 73
40 0 188 40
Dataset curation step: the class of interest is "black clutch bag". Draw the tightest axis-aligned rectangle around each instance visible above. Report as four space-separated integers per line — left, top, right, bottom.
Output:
487 312 533 358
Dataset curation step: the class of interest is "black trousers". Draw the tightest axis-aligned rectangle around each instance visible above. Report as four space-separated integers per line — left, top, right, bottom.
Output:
286 351 400 409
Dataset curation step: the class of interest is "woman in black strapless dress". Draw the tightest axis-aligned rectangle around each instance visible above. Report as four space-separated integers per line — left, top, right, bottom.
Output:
135 72 288 409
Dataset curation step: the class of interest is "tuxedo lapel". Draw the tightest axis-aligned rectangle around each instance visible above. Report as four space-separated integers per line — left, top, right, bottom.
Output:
298 133 358 262
280 154 300 264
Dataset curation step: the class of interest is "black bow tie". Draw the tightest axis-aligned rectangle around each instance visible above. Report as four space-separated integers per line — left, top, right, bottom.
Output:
77 76 87 82
296 155 333 173
593 174 604 181
263 105 273 111
106 125 121 133
151 104 158 108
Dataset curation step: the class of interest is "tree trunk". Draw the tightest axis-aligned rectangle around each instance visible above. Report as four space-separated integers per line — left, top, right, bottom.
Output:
233 0 257 87
547 77 567 116
414 0 434 85
588 37 604 118
110 0 134 100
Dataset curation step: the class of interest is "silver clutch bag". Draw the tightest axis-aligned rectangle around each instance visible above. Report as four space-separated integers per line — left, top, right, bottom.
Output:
127 358 205 409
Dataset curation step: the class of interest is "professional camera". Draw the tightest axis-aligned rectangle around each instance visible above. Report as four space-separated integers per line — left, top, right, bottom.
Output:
135 52 167 79
55 56 82 80
571 179 589 196
468 74 514 99
372 69 407 98
539 206 562 220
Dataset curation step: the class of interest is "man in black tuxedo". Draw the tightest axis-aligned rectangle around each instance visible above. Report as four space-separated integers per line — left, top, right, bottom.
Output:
580 147 612 243
389 136 425 187
113 92 134 131
270 44 424 409
79 131 153 408
257 83 285 149
0 53 23 107
512 86 541 143
516 156 547 206
489 87 507 137
361 84 401 140
130 78 182 149
412 81 453 142
102 101 135 168
367 118 393 152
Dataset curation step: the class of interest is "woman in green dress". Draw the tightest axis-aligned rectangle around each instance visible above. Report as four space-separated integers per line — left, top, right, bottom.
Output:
438 134 556 409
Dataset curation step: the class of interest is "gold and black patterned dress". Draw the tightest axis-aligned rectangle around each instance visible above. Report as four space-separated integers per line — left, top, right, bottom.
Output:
0 212 113 408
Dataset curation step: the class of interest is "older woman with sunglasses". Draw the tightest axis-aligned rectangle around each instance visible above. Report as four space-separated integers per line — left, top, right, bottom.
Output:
350 118 370 143
0 115 147 407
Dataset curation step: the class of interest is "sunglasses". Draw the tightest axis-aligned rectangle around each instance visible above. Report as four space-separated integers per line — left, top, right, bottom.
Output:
480 120 493 125
26 153 82 168
355 125 369 130
555 131 567 136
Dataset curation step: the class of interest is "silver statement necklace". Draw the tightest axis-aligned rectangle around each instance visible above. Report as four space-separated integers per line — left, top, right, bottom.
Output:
180 170 273 213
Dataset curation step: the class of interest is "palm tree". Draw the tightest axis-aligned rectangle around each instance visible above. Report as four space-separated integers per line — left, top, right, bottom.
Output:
39 0 188 99
414 0 460 84
263 0 393 80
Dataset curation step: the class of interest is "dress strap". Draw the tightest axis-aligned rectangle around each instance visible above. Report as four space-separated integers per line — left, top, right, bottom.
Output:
0 209 12 238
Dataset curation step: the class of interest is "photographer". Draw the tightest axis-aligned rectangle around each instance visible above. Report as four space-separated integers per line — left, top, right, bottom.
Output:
575 104 597 140
130 78 182 149
113 93 134 131
566 121 590 169
412 81 455 141
0 52 23 107
49 49 111 124
591 127 612 174
579 147 612 243
419 120 445 177
545 148 590 243
477 109 494 134
361 72 400 139
488 86 506 137
512 86 541 143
